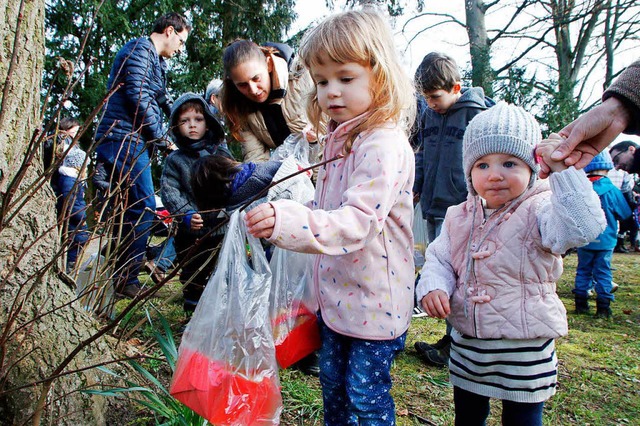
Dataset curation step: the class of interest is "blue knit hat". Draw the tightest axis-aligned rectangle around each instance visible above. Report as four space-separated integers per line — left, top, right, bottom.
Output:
584 150 614 173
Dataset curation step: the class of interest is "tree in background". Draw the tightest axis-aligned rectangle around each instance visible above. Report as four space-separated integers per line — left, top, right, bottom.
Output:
401 0 640 133
44 0 297 134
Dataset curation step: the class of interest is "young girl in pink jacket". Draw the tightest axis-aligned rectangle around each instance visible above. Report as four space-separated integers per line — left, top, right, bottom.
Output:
245 9 416 425
417 102 606 425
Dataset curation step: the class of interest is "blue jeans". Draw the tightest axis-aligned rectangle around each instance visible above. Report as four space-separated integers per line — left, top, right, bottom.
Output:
96 140 155 289
153 236 176 271
56 175 89 271
318 315 406 426
425 215 444 243
573 248 614 302
453 387 544 426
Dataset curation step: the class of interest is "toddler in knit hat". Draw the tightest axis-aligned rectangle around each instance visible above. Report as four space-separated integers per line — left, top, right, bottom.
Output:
462 101 541 207
415 102 606 424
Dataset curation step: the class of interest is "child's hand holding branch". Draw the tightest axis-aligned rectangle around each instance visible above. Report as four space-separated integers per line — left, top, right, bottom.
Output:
245 203 276 239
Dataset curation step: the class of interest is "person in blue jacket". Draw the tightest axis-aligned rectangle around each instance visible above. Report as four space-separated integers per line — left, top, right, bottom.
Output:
573 151 632 318
94 13 191 298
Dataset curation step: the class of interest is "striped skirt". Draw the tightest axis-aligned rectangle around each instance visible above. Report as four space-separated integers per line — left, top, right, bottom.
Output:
449 329 558 403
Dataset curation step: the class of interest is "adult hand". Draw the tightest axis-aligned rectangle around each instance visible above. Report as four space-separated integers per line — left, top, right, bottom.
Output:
245 203 276 239
549 97 631 170
421 290 450 319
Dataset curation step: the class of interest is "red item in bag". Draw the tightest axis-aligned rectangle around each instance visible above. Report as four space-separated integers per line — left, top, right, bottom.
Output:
170 348 282 425
272 303 321 368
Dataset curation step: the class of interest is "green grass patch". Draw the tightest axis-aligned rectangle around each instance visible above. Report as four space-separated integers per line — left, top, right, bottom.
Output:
116 251 639 425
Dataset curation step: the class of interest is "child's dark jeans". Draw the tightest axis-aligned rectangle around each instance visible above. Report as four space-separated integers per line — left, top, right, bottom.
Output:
317 314 406 425
453 387 544 426
175 231 223 312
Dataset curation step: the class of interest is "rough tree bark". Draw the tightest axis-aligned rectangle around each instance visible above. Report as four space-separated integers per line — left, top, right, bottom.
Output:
0 0 115 424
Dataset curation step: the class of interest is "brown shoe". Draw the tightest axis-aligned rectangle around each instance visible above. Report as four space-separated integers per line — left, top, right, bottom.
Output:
144 260 167 284
117 283 143 298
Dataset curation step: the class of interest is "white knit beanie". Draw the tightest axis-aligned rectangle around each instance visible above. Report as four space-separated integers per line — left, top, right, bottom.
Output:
463 101 541 195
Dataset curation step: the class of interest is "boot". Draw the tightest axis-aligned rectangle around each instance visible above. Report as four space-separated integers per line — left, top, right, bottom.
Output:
575 296 589 314
595 300 612 319
415 334 450 352
293 351 320 377
614 237 628 253
415 335 451 368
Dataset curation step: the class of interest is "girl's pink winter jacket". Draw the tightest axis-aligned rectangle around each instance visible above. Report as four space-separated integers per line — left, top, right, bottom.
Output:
267 115 415 340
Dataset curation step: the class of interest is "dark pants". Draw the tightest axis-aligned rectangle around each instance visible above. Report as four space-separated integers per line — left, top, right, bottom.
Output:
96 141 155 289
318 315 406 425
454 387 544 426
175 230 224 311
56 174 89 271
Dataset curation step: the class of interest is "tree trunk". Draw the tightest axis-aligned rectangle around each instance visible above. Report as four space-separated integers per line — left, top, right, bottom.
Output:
0 0 115 424
465 0 494 96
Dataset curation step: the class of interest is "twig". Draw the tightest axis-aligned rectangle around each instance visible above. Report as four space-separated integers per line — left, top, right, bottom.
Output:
2 355 157 395
239 154 343 212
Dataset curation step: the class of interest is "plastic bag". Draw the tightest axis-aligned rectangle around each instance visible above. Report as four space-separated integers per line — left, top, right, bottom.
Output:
413 202 428 269
75 252 114 319
270 134 310 166
267 155 315 208
170 211 282 425
269 248 320 368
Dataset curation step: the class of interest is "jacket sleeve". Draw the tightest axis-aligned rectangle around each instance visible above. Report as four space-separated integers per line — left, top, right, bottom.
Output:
160 155 196 216
415 223 457 303
240 129 271 162
267 132 412 255
602 59 640 135
123 41 167 146
537 167 607 254
611 189 633 221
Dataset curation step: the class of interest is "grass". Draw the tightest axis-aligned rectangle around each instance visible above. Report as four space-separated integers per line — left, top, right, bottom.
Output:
116 251 639 425
280 251 640 426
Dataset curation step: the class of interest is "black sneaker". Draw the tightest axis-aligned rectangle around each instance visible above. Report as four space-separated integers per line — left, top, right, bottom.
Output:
412 306 428 318
415 336 451 368
293 352 320 377
415 334 450 352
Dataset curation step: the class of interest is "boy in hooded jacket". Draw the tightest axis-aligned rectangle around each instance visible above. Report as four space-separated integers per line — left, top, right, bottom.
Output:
412 51 495 366
160 93 233 312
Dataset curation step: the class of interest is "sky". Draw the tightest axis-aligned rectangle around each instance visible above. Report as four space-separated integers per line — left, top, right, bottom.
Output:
290 1 640 146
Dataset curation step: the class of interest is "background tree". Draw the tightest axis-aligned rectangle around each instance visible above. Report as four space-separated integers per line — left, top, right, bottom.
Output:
44 0 297 138
401 0 640 133
327 0 424 16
